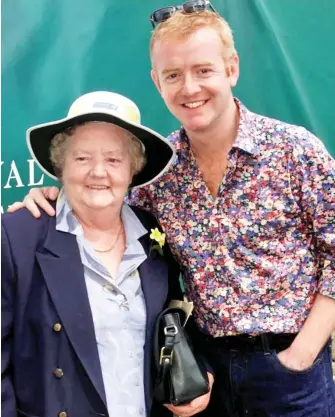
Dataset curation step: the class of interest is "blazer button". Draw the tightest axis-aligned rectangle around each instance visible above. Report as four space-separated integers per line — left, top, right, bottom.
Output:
54 368 64 378
53 323 62 332
58 412 67 417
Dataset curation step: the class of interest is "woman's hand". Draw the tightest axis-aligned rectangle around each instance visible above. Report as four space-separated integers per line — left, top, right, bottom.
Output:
7 186 60 217
164 372 214 417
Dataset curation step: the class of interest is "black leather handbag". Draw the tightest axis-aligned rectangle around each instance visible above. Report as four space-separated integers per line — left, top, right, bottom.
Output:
153 304 209 405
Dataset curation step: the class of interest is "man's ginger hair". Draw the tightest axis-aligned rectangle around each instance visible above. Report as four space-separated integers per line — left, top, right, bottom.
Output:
150 11 237 65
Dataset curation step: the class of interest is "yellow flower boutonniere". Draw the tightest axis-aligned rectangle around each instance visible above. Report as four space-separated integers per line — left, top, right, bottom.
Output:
149 227 166 256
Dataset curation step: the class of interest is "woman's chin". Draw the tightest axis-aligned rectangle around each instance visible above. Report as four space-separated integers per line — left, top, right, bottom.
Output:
83 196 118 211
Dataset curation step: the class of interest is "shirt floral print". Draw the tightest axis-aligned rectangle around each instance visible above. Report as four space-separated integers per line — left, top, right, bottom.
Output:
130 99 335 337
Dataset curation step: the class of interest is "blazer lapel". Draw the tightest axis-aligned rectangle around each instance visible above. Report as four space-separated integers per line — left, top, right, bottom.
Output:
138 234 169 334
137 233 170 409
36 220 107 407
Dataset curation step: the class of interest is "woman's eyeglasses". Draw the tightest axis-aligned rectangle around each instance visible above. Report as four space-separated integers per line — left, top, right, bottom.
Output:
150 0 217 28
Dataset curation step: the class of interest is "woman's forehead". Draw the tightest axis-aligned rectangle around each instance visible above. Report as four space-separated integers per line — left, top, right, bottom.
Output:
68 122 130 148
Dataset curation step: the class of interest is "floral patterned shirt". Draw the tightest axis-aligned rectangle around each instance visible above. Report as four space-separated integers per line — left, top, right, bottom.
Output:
130 100 335 337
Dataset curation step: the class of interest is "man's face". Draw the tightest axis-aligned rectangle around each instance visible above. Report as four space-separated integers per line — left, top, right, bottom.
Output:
151 27 239 135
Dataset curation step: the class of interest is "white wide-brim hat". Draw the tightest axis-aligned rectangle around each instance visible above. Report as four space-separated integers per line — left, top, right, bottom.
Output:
27 91 176 188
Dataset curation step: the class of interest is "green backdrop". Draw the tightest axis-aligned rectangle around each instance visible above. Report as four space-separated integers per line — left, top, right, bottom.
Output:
2 0 335 211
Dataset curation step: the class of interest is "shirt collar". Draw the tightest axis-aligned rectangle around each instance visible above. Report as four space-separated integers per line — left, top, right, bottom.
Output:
233 98 260 155
56 188 148 244
173 98 260 157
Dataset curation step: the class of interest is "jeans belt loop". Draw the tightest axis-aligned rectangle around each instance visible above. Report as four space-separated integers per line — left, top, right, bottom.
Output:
261 334 271 355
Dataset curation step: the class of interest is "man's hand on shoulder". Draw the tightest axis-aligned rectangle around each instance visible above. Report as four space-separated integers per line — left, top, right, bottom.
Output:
7 186 60 218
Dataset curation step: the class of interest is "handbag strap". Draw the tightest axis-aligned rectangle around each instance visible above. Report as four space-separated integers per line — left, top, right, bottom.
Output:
156 324 178 403
159 324 178 365
153 307 185 369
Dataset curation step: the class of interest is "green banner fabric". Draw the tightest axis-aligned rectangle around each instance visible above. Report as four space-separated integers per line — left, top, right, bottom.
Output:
2 0 335 211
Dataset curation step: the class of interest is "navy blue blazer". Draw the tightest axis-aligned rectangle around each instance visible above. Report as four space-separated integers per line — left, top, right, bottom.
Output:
2 206 181 417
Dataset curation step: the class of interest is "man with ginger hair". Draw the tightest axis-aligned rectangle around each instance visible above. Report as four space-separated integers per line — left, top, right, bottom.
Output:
9 3 335 416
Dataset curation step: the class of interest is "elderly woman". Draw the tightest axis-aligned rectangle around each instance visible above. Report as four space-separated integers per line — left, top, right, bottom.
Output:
1 91 212 417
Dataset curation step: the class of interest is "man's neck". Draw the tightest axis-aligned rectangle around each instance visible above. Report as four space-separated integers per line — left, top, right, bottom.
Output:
184 99 240 197
187 99 240 159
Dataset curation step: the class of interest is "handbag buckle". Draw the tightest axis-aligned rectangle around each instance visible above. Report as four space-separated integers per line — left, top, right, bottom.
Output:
159 346 174 365
164 324 178 335
159 325 178 365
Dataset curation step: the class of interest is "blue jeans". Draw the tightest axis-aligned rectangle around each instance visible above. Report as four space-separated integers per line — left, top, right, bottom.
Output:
199 335 335 417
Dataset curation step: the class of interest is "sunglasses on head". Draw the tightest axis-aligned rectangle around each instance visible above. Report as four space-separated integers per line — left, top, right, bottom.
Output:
150 0 217 28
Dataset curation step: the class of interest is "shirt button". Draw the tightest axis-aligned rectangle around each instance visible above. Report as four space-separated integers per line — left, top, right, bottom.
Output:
103 283 113 293
54 368 64 378
139 407 145 415
117 294 126 304
135 379 140 386
53 323 62 332
58 412 67 417
128 351 133 358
